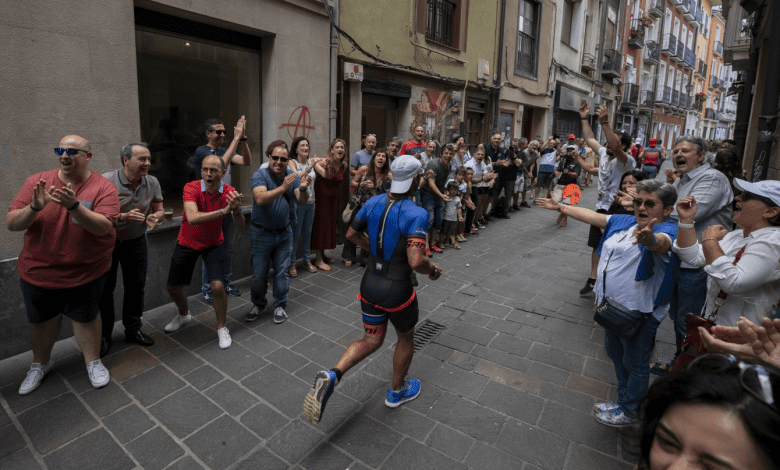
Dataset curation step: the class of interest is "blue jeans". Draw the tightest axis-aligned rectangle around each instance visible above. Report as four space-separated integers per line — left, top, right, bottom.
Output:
291 203 315 265
642 165 658 179
604 315 661 416
99 235 147 337
420 191 444 232
250 226 293 310
670 267 708 355
202 215 235 294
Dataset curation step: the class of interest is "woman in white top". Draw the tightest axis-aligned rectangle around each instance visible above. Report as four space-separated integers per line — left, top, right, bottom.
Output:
673 179 780 326
288 136 322 276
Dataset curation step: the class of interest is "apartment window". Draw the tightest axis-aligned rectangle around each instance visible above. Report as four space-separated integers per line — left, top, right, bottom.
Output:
417 0 468 50
134 8 261 213
562 0 576 47
515 0 540 78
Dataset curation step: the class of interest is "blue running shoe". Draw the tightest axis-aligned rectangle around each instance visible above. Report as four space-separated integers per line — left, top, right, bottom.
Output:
303 370 337 425
225 283 241 297
593 401 620 413
202 290 214 305
385 378 421 408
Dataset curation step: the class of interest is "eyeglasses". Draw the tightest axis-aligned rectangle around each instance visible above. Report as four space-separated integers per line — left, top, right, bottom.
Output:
270 155 289 163
741 191 778 208
209 130 227 135
632 198 658 209
688 353 779 414
54 148 89 156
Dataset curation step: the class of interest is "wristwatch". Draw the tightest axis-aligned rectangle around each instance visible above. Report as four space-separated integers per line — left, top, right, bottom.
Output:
431 268 440 278
67 201 80 211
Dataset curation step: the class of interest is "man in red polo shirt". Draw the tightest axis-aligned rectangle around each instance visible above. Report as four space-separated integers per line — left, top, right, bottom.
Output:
400 125 427 156
7 135 120 395
163 155 244 349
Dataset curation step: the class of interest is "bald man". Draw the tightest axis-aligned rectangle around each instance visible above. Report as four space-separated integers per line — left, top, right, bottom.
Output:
7 135 120 395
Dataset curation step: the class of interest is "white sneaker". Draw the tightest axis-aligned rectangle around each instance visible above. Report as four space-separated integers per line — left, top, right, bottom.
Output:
87 359 110 389
19 362 52 395
164 312 192 332
218 327 232 349
274 307 288 324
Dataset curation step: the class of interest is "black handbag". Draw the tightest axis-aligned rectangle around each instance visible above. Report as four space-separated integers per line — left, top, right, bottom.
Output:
593 267 651 340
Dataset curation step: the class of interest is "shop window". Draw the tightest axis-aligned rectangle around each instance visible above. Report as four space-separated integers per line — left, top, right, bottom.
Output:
134 8 261 215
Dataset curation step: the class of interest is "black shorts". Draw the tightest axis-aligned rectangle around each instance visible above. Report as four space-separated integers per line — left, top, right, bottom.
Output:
21 274 107 324
167 243 226 287
587 209 610 248
359 270 418 334
441 219 458 236
537 171 555 189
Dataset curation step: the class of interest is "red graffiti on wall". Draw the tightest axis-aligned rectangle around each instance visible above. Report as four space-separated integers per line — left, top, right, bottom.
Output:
279 106 315 139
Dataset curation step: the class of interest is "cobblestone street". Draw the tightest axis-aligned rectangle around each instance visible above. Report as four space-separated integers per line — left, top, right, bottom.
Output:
0 188 676 470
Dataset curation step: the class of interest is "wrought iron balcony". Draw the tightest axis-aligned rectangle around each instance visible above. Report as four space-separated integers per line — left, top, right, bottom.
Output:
676 0 690 15
648 0 664 18
628 19 645 50
714 41 723 57
660 86 672 107
710 75 720 88
684 1 695 20
621 84 641 109
581 52 596 72
644 41 660 65
719 78 726 89
684 49 695 69
640 88 656 109
672 89 680 108
695 60 707 79
672 40 685 62
705 107 717 120
692 5 703 27
662 34 677 57
425 0 457 47
602 49 622 79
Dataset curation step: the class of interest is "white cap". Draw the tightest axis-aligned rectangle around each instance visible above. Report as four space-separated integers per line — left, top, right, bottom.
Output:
566 144 577 151
390 155 422 193
733 178 780 207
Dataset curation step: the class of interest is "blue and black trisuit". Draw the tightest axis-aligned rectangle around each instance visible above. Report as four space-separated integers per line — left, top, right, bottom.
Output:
351 193 429 333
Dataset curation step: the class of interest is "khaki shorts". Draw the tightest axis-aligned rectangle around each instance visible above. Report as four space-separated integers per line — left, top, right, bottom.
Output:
552 184 573 205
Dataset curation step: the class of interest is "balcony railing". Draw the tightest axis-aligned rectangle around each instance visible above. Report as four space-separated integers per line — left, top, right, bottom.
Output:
692 6 703 27
621 84 641 109
676 0 690 15
644 41 660 64
684 49 695 69
516 31 537 76
581 52 596 72
662 34 677 56
672 89 680 108
661 86 672 106
629 19 645 49
648 0 664 18
602 49 622 79
695 60 707 78
640 88 656 108
710 75 720 88
705 107 717 120
425 0 457 47
674 40 685 62
714 41 723 57
719 78 726 89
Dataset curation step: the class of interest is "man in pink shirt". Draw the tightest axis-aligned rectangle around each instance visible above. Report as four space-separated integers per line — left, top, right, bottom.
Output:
6 135 120 395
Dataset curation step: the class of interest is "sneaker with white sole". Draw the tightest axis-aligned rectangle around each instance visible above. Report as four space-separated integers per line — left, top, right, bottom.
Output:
217 327 232 349
593 401 621 413
87 359 110 389
245 305 261 322
164 313 191 332
303 370 337 425
594 408 638 427
385 378 421 408
273 307 288 324
19 362 52 395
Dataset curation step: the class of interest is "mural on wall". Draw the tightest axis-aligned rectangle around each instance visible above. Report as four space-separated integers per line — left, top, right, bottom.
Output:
280 105 315 139
410 88 460 144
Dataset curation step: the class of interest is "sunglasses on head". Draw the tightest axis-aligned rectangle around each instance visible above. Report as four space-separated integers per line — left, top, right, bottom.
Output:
209 129 227 135
741 191 778 208
688 353 779 414
632 198 658 209
54 148 89 156
270 155 289 163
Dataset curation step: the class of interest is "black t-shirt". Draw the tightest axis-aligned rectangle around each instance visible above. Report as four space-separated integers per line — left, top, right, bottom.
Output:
556 155 581 186
422 158 450 195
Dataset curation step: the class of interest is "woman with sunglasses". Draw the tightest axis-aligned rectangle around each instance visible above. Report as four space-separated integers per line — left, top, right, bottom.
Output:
635 353 780 470
311 139 348 271
536 179 679 426
673 179 780 327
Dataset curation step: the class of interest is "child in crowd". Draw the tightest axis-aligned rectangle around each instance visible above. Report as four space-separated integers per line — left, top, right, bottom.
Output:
464 167 478 235
439 182 464 249
450 168 475 241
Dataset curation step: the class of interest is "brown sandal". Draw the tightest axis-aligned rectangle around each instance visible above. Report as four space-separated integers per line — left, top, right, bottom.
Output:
289 266 297 277
315 262 332 271
304 262 318 273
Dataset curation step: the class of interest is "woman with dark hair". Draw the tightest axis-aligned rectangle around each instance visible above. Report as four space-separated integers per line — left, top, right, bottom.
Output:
608 170 647 215
311 139 348 271
288 136 323 276
342 148 392 266
635 354 780 470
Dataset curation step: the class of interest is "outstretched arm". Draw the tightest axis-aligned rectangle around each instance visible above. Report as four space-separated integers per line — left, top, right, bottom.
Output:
597 105 628 165
579 103 601 153
535 197 608 228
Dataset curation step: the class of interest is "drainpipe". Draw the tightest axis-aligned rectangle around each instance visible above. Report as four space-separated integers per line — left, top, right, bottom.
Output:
492 0 507 134
750 1 779 181
329 0 339 141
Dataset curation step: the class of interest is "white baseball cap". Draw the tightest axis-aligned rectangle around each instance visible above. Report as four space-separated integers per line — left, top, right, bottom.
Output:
566 144 577 151
733 178 780 207
390 155 422 193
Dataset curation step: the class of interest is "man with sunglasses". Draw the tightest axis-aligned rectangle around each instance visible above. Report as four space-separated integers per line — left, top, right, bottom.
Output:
245 140 311 324
191 117 252 305
350 134 376 176
7 135 120 395
98 143 164 357
163 155 244 349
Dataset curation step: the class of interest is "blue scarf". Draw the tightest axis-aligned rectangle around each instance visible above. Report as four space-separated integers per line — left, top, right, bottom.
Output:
596 214 680 306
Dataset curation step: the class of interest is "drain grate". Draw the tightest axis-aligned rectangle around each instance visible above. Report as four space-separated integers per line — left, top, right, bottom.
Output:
412 319 446 352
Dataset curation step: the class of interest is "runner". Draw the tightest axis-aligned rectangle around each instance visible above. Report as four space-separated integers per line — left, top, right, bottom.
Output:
303 155 442 425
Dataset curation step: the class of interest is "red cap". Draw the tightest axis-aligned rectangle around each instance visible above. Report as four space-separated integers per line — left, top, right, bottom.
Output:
568 134 576 139
649 138 657 146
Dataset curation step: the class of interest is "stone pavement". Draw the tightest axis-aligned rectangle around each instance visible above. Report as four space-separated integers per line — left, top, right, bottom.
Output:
0 187 676 470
